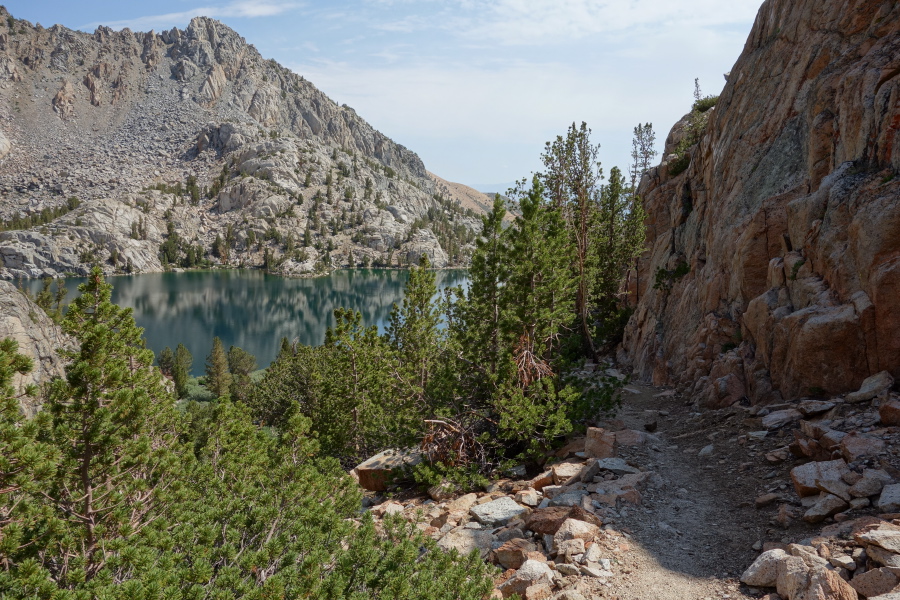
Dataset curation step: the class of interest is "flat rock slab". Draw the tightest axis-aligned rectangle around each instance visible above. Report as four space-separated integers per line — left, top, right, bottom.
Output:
551 461 584 484
352 448 422 491
797 400 837 416
880 484 900 513
615 429 649 446
548 489 589 507
469 496 527 527
594 458 641 476
762 408 803 430
524 505 602 535
850 469 893 498
847 370 894 403
436 527 495 558
790 458 850 497
585 427 616 459
803 493 848 523
850 567 900 598
841 433 885 461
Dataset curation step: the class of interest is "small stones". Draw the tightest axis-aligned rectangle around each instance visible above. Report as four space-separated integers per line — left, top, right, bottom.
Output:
756 493 781 508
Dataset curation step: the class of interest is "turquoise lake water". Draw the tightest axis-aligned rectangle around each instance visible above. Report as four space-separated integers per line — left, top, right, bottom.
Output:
24 269 469 374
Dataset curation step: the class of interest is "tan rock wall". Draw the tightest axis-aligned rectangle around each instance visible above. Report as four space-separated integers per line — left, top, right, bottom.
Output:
0 281 68 416
621 0 900 404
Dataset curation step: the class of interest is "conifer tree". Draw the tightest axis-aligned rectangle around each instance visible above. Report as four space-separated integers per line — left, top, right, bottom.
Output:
173 343 192 398
593 166 647 349
504 176 575 366
540 122 603 357
386 255 442 410
158 345 175 377
461 195 509 380
205 336 232 398
42 267 181 585
227 345 257 402
0 339 57 572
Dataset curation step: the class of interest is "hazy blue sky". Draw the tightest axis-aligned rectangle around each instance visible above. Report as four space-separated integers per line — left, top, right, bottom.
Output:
7 1 761 190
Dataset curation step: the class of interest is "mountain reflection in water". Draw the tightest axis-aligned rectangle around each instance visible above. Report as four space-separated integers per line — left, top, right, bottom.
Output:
24 269 469 375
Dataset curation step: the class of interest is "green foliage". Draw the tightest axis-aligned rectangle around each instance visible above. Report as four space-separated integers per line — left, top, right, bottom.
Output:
411 460 489 494
593 166 647 349
0 273 493 599
0 197 80 232
19 277 68 322
226 345 257 402
205 336 232 399
668 153 691 176
653 261 691 291
693 95 719 113
158 345 175 376
173 343 193 398
159 220 210 269
669 80 718 175
790 259 805 280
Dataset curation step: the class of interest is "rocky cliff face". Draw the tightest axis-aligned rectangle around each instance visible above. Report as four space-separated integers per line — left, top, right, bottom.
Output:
621 0 900 405
0 281 68 415
0 10 481 278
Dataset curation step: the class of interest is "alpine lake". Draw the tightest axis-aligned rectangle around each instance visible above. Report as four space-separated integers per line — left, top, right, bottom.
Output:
23 269 469 375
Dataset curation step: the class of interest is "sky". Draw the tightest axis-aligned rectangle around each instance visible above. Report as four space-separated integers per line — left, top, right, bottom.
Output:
6 1 762 191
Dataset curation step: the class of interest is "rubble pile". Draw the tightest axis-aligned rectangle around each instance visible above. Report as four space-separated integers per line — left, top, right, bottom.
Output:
361 425 660 600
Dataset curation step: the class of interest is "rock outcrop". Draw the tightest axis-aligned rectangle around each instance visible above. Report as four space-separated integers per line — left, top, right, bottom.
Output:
0 281 68 416
622 0 900 404
0 9 480 279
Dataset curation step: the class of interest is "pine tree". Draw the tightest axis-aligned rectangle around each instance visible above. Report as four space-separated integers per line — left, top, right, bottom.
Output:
173 343 192 398
158 345 175 377
386 255 443 412
0 339 57 573
42 267 181 586
227 345 257 402
592 166 647 350
461 195 509 379
540 122 603 357
504 176 575 367
205 336 232 399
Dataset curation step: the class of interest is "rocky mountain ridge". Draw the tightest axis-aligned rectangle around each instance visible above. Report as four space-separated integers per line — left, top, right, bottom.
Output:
0 7 490 278
621 0 900 404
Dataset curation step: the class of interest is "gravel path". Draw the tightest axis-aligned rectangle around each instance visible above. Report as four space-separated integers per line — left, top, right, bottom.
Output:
590 382 764 600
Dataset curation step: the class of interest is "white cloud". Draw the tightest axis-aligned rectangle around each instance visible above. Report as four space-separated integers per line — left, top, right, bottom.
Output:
369 0 762 46
81 1 299 31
